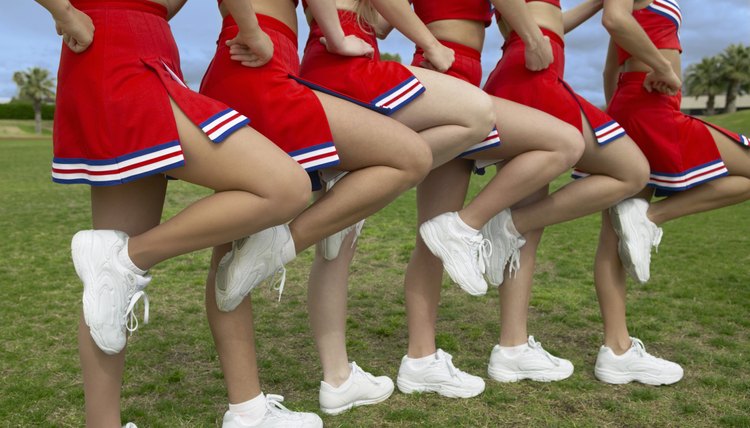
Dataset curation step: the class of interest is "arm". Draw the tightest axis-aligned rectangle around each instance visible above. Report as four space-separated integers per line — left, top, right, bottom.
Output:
490 0 553 70
370 0 454 71
601 0 680 94
34 0 94 53
306 0 374 57
603 39 620 105
563 0 602 34
165 0 188 20
223 0 273 67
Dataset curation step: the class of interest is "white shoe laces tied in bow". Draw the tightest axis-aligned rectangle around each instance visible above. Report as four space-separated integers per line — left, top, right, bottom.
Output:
265 394 293 415
630 337 646 357
270 266 287 302
436 350 460 378
528 336 560 366
351 361 380 384
466 235 492 274
125 290 149 334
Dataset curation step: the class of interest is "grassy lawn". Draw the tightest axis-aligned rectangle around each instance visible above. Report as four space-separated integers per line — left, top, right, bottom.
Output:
1 131 749 427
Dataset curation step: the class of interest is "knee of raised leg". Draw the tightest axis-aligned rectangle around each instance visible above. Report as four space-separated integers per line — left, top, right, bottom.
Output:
562 126 585 166
274 168 313 219
627 156 651 192
406 141 434 185
473 93 496 137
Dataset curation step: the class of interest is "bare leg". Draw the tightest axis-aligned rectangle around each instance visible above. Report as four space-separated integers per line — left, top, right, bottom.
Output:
308 232 359 386
647 128 750 225
511 115 650 234
393 67 495 167
404 160 472 357
289 93 432 252
497 188 548 346
459 98 583 229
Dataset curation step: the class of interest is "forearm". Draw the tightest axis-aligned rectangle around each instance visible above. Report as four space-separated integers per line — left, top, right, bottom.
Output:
34 0 73 19
222 0 263 35
603 40 619 104
370 0 440 51
305 0 346 45
491 0 545 49
563 0 602 34
601 0 671 73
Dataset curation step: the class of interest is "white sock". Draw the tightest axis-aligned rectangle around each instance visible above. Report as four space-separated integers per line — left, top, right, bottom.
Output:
499 343 528 358
228 392 266 426
454 212 480 234
405 352 437 370
118 239 147 275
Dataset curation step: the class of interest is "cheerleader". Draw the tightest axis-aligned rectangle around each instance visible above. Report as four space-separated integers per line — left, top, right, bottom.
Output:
592 0 749 385
34 0 318 425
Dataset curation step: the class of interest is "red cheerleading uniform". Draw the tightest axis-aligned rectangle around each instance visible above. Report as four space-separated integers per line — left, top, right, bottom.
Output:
485 28 626 146
607 0 749 196
296 10 425 116
52 0 250 186
410 0 500 156
200 6 339 188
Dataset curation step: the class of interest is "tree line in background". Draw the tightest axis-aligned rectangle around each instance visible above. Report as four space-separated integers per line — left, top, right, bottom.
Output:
7 44 748 135
684 44 750 116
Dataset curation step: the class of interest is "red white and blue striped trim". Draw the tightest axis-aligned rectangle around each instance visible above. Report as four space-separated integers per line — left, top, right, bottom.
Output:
649 160 728 192
594 121 626 145
648 0 681 30
739 133 749 147
200 108 250 143
372 76 426 115
289 142 340 171
52 140 185 186
460 127 501 157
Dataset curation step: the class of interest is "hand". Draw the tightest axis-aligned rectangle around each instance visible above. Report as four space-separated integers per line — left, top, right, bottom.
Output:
227 29 273 67
423 43 454 73
320 35 374 58
54 6 94 53
643 67 681 96
524 35 553 71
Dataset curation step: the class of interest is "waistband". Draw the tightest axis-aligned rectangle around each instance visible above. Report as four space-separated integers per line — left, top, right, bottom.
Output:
222 13 297 45
72 0 167 18
504 27 564 49
415 40 481 61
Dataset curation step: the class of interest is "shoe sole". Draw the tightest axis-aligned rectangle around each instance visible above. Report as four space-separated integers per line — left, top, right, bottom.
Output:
488 366 573 383
594 368 683 386
419 221 487 296
72 231 124 355
396 377 484 399
609 206 648 284
320 386 394 415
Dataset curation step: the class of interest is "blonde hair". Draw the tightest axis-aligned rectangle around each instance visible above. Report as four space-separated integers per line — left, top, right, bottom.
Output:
353 0 378 32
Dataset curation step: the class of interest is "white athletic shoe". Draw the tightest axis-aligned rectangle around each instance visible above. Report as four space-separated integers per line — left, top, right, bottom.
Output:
72 230 150 355
609 198 663 284
222 394 323 428
594 337 683 385
215 225 295 312
488 336 574 383
319 361 394 415
481 209 526 287
419 212 491 296
122 423 137 428
321 172 365 260
397 349 486 398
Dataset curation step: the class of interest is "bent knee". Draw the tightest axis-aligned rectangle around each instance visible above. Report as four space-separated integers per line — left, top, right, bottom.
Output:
618 156 650 194
472 93 497 137
404 140 434 185
270 166 312 220
561 126 586 166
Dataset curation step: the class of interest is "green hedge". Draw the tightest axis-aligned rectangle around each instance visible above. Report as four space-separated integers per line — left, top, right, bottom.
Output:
0 102 55 120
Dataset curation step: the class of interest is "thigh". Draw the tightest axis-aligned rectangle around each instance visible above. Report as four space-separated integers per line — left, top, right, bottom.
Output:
166 99 309 195
313 91 432 172
710 127 750 177
90 174 167 234
392 66 493 132
575 114 649 178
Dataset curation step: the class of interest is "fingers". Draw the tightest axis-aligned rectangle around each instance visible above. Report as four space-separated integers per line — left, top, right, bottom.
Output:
419 60 436 71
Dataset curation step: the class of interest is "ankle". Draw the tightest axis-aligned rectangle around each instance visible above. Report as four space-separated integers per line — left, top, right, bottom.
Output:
605 337 633 355
323 365 352 388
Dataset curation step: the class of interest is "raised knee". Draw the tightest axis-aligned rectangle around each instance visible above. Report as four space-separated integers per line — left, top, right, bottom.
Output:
562 127 586 166
273 167 312 221
473 93 496 137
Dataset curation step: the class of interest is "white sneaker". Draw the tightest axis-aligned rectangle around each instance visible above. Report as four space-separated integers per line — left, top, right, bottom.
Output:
488 336 574 382
122 423 137 428
320 172 366 260
215 225 295 312
222 394 323 428
71 230 151 355
397 349 485 398
609 198 662 284
319 361 394 415
594 337 683 385
481 209 526 287
419 212 491 296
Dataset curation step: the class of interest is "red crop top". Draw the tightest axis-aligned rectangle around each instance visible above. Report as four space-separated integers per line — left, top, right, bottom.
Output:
219 0 299 5
495 0 561 21
412 0 494 28
616 0 682 65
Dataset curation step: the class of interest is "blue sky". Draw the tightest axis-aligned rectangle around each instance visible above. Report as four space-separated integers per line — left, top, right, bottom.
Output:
1 1 748 106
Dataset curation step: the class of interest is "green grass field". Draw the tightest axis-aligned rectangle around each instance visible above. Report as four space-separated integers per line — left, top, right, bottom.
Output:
1 112 749 427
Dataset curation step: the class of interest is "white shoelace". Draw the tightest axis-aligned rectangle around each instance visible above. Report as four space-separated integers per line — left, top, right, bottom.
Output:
351 362 380 385
651 225 663 252
270 266 287 302
466 235 492 274
436 350 460 378
265 394 295 416
528 337 560 366
630 337 647 357
125 290 149 334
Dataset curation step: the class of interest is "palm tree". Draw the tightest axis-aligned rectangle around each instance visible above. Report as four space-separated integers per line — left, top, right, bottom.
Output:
12 67 55 134
684 56 724 115
719 44 750 114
